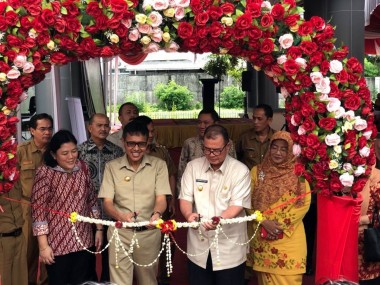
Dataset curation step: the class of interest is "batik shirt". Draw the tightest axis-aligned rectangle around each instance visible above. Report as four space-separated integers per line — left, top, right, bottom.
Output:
78 138 123 219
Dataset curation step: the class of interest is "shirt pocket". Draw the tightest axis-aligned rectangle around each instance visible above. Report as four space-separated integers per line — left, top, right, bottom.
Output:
245 147 257 159
20 163 36 198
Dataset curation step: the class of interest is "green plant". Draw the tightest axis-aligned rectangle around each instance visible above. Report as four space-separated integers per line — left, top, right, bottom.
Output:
203 54 238 80
154 80 194 111
364 58 380 77
219 85 245 109
124 92 150 112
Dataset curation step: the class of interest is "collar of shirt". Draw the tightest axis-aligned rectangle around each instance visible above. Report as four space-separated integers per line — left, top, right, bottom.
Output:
86 138 114 152
248 127 276 141
30 138 45 153
51 161 81 173
118 154 152 171
204 155 230 174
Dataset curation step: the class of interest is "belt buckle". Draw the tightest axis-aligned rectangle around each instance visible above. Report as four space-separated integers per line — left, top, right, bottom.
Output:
135 226 147 232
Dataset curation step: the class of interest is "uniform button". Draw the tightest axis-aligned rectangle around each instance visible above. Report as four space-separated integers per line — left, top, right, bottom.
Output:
125 176 131 182
198 186 203 191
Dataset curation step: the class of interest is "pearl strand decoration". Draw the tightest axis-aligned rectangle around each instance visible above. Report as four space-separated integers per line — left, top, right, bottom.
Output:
219 222 262 246
164 234 173 276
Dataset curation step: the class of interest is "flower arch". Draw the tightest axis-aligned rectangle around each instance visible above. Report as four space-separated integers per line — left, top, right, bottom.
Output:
0 0 376 195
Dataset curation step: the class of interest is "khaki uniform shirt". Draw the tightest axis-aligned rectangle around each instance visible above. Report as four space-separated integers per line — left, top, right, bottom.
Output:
107 130 124 151
0 188 24 233
98 155 172 222
236 128 276 170
179 155 251 270
14 139 45 200
148 144 177 176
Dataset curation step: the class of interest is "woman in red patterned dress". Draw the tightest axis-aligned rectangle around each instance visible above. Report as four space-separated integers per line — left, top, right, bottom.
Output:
31 130 103 285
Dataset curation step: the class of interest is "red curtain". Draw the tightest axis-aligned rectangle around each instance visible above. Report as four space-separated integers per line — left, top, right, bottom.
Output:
316 194 362 283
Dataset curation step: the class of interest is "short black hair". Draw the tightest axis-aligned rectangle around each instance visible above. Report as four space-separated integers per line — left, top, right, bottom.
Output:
198 109 220 122
30 113 53 130
134 115 153 126
118 102 138 117
204 125 229 144
255 104 273 118
122 120 148 140
44 130 77 168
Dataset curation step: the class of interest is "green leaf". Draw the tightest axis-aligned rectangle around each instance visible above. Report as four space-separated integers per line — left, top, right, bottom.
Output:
61 7 68 15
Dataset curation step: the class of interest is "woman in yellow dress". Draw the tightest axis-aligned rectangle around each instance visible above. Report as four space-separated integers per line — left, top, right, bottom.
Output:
247 131 311 285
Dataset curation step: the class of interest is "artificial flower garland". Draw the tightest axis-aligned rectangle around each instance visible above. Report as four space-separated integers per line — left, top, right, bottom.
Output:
0 0 374 196
70 210 263 275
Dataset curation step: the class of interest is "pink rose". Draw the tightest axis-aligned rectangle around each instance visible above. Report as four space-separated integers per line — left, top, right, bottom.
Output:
7 69 21 79
278 34 293 49
343 163 353 172
13 55 27 68
148 11 163 27
326 97 341 112
175 0 190 8
152 0 169 10
293 144 301 156
334 107 346 119
143 0 152 10
315 77 330 94
151 28 163 42
342 110 355 121
354 117 367 131
165 41 179 52
277 55 287 65
339 172 354 187
310 71 323 84
295 57 307 69
329 60 343 74
297 125 306 135
138 23 153 34
128 29 140 41
354 165 366 176
363 130 372 140
121 19 132 28
143 42 160 53
22 62 35 74
175 7 185 20
325 133 341 146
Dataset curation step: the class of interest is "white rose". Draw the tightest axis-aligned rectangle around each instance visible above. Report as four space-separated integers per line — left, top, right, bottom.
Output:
339 172 354 187
343 163 353 172
353 117 368 131
293 144 301 156
359 146 371 158
363 130 372 140
329 60 343 74
295 57 307 69
278 34 293 49
325 133 341 146
23 62 35 74
277 55 287 65
175 0 190 8
13 55 27 68
333 145 342 154
315 77 331 94
310 71 323 84
261 1 272 9
7 68 21 79
329 160 339 169
326 97 341 112
354 165 366 176
343 110 355 121
334 107 346 119
152 0 169 10
297 125 306 135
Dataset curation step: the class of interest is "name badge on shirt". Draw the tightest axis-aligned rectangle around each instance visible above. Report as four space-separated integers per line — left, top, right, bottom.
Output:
22 160 33 165
196 179 208 183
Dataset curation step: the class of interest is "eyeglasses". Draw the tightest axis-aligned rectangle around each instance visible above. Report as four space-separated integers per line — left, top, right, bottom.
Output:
203 144 228 156
125 141 148 148
36 127 53 133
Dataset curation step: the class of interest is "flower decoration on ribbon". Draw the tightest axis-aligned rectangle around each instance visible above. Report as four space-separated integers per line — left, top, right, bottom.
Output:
0 0 374 197
70 212 78 223
156 219 177 234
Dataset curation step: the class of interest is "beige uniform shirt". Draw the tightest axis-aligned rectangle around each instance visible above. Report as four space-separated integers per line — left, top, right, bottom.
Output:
179 155 251 270
14 139 45 200
148 144 177 176
107 130 124 151
98 155 171 222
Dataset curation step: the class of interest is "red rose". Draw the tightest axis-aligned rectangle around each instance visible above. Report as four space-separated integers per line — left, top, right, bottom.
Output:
302 117 316 132
352 178 368 193
294 162 305 176
40 9 55 26
51 1 61 14
352 154 366 166
209 22 223 38
314 101 327 114
62 1 79 16
194 26 208 38
26 3 42 16
260 38 274 54
110 0 128 13
283 59 299 75
177 22 194 39
195 11 209 26
301 104 315 117
303 147 316 160
306 134 321 149
344 95 361 110
286 46 302 59
36 31 51 46
332 46 349 60
20 16 33 30
247 26 263 40
5 97 19 110
208 6 223 21
20 75 34 88
246 3 261 18
50 52 71 65
260 14 274 28
5 11 18 26
0 16 7 31
220 3 235 15
235 13 252 30
309 51 324 66
0 61 11 73
100 46 114 57
316 146 328 160
346 57 363 73
6 35 22 47
310 16 325 31
298 21 313 36
86 2 102 17
330 177 343 193
66 17 82 33
284 14 300 27
321 42 334 52
335 69 348 83
54 18 66 33
300 41 318 55
271 3 285 20
318 117 336 131
0 2 7 14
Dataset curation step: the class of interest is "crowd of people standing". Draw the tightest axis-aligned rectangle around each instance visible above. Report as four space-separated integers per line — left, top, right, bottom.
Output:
0 102 379 285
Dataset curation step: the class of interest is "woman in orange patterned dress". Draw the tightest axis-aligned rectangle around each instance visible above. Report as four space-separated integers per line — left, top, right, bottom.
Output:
247 131 311 285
